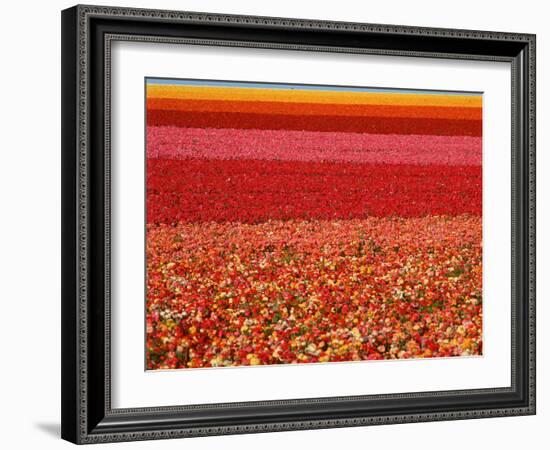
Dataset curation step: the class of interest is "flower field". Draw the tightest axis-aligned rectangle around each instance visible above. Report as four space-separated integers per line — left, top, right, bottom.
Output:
145 80 483 370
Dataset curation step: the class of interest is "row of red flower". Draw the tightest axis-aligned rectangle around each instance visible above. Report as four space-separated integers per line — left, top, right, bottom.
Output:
146 217 482 369
147 158 482 223
147 110 482 136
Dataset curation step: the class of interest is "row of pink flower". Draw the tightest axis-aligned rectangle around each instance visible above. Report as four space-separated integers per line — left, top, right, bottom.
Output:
147 126 482 166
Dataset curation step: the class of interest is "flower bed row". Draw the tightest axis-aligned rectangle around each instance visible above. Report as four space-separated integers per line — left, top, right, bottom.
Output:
147 110 482 136
147 98 482 120
147 158 482 223
146 217 482 369
146 84 482 108
147 126 482 165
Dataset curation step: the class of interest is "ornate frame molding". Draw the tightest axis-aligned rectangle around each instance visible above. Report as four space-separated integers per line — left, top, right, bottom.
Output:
62 5 536 444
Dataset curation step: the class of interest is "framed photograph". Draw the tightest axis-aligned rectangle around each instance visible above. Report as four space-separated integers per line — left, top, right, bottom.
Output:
61 4 536 444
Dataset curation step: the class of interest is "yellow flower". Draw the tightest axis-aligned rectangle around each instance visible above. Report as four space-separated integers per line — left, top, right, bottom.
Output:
246 354 260 365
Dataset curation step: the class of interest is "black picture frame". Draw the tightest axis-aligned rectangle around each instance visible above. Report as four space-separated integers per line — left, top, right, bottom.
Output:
61 4 536 444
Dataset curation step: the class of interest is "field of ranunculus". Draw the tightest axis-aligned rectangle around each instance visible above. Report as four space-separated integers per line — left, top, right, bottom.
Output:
145 80 483 370
146 218 482 368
